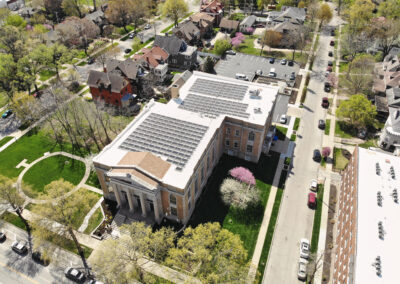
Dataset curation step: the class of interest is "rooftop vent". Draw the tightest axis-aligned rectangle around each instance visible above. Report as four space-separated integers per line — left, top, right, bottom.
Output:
378 221 385 240
254 107 262 114
376 162 381 176
377 191 383 207
373 256 382 276
393 189 398 203
249 89 260 97
390 166 396 179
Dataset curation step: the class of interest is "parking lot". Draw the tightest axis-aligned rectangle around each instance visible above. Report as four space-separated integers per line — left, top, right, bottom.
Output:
272 94 291 124
215 53 300 84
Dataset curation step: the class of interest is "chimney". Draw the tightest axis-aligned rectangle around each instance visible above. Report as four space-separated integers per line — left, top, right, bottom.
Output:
170 84 180 99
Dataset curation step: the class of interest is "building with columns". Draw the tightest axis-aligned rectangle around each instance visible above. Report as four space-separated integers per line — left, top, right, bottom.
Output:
93 72 279 225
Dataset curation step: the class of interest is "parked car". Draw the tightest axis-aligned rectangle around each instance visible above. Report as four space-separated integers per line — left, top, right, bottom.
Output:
124 48 132 54
328 51 333 57
321 97 329 108
330 40 335 46
129 32 136 39
328 61 333 66
324 82 331 92
308 192 317 209
235 73 249 81
268 68 277 77
281 59 287 65
225 50 236 55
331 29 335 36
87 280 104 284
269 57 275 64
144 24 151 30
0 232 6 242
313 149 321 162
310 179 318 191
1 109 12 119
256 70 263 76
318 119 326 130
64 267 85 282
280 114 287 124
298 258 308 281
32 251 50 266
87 57 95 64
288 60 294 66
357 128 367 139
290 72 296 80
11 241 28 254
326 66 332 72
300 238 310 259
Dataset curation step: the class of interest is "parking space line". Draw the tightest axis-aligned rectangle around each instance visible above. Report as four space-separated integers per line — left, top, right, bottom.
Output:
0 260 41 284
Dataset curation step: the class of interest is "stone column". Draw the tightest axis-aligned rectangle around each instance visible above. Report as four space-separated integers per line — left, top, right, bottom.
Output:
126 190 135 213
153 196 160 224
140 193 147 217
112 183 122 207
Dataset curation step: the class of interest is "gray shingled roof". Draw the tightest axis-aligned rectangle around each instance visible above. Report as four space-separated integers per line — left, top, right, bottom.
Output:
219 18 239 30
87 70 128 93
106 59 140 80
240 15 257 27
154 35 185 55
172 21 200 42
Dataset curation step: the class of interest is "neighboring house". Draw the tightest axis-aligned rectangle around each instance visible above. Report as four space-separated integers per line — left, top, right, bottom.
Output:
43 29 60 45
219 18 239 33
373 54 400 94
379 106 400 150
18 7 36 18
154 35 197 70
333 147 400 284
200 0 224 25
172 20 201 45
84 8 108 34
190 12 214 37
93 71 279 225
266 6 306 27
134 46 169 82
87 70 134 107
271 22 301 47
168 70 192 98
239 15 257 32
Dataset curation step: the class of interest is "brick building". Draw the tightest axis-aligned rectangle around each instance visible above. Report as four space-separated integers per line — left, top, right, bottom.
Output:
333 147 400 283
93 71 279 225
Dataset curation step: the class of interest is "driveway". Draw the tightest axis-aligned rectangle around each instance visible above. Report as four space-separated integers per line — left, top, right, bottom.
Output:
262 6 341 284
272 94 291 124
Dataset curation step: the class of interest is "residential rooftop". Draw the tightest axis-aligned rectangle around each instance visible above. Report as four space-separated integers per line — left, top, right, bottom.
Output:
94 72 279 190
354 147 400 283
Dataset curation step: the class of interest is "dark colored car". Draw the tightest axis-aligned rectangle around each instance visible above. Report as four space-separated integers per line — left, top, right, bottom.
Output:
290 72 296 80
308 192 317 209
330 30 335 36
87 57 95 64
328 51 333 57
269 58 275 64
330 40 335 46
327 66 332 72
318 119 326 130
324 82 331 92
1 109 12 119
0 232 6 242
357 128 367 139
32 251 50 266
313 149 322 162
288 60 294 66
322 97 329 108
124 48 132 54
328 61 333 66
65 267 85 282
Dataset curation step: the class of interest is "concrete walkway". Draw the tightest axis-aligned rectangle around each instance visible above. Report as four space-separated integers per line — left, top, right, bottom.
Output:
78 197 104 233
81 184 103 195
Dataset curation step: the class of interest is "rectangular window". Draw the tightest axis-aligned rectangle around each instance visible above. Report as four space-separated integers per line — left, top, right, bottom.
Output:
246 145 253 153
235 129 240 136
226 127 231 135
202 164 206 179
195 176 199 196
225 139 230 146
171 207 177 216
234 141 239 148
248 132 255 141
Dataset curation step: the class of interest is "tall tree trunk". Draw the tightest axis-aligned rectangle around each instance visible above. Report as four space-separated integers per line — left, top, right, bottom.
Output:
68 228 91 276
93 0 97 11
15 208 32 252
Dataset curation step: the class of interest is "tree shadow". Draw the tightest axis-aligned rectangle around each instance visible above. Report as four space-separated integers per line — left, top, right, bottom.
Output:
5 250 41 278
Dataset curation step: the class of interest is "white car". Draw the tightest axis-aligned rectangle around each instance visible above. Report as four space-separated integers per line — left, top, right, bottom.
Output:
280 114 287 124
298 258 308 281
144 24 151 30
310 179 318 192
11 241 27 254
300 238 310 259
226 50 236 55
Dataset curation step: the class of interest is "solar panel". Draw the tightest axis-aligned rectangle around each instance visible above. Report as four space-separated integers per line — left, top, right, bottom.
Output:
119 113 208 168
179 94 250 119
189 78 248 101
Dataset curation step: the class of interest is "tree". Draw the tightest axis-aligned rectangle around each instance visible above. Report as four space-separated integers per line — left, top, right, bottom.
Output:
367 19 400 58
346 0 374 33
336 94 377 128
4 14 27 28
0 53 18 99
378 0 400 19
0 176 32 249
327 73 338 88
257 0 271 14
41 43 75 78
62 0 86 18
90 222 175 283
9 92 42 124
298 1 305 8
0 25 26 62
130 0 151 31
162 0 188 27
166 223 249 283
260 30 282 55
220 178 260 209
343 54 374 94
214 39 232 55
317 3 332 25
307 0 320 22
33 0 64 23
203 56 215 73
230 167 256 185
322 147 331 159
31 180 93 276
106 0 135 32
341 26 370 62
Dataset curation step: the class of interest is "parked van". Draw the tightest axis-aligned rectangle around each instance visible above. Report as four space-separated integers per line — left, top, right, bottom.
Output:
236 73 249 81
268 68 276 77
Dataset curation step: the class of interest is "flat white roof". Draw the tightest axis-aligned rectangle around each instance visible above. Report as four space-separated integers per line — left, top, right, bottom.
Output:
94 72 279 190
354 147 400 283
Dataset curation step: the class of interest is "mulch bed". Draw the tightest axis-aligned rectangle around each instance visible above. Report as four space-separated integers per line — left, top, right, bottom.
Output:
322 185 337 283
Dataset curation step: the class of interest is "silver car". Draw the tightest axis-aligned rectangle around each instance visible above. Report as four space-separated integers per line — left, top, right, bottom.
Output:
300 238 310 259
298 258 308 281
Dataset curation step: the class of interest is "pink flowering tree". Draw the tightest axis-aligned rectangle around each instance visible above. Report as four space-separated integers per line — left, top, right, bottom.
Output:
245 27 254 34
229 167 256 185
231 37 242 47
322 147 331 159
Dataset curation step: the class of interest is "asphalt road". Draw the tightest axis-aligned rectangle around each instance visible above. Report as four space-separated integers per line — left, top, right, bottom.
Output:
263 6 341 284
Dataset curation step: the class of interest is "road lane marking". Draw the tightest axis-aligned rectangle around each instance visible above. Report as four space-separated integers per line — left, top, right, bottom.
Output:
0 260 41 284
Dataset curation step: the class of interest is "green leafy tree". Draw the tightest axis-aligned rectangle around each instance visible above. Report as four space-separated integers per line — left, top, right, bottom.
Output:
260 30 282 55
345 0 374 33
298 1 305 8
367 19 400 58
4 14 27 28
0 25 26 62
0 53 18 99
336 94 377 128
378 0 400 19
257 0 271 13
106 0 134 32
90 222 175 283
62 0 86 18
317 3 332 25
162 0 188 27
41 43 75 78
214 39 232 56
343 54 374 94
203 56 215 73
166 222 249 283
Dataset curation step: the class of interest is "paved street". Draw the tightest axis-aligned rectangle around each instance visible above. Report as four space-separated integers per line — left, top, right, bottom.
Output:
263 9 341 284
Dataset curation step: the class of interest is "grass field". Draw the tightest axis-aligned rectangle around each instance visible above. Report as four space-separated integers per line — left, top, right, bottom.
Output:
22 155 86 197
335 121 357 138
84 207 103 234
0 136 12 147
86 170 101 188
276 126 288 140
310 184 324 253
293 118 300 131
333 148 349 171
39 70 57 82
325 119 331 135
187 152 280 260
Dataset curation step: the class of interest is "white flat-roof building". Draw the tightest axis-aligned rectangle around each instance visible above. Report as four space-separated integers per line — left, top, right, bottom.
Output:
334 147 400 283
93 71 279 225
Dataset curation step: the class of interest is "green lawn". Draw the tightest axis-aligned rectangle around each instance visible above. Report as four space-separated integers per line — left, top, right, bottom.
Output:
84 207 103 234
339 61 349 73
187 152 281 260
22 155 86 198
39 70 57 81
290 134 296 141
86 170 101 188
333 148 349 171
0 136 12 147
335 121 357 138
293 117 300 131
325 119 331 135
276 126 288 140
77 61 87 66
310 184 324 253
359 138 377 149
1 212 27 230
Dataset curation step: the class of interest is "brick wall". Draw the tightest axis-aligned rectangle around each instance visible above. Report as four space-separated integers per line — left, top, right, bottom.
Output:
89 82 133 107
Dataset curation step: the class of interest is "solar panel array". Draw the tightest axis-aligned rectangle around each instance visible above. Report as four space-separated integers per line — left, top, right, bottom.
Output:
179 93 250 119
189 78 248 100
119 113 208 168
